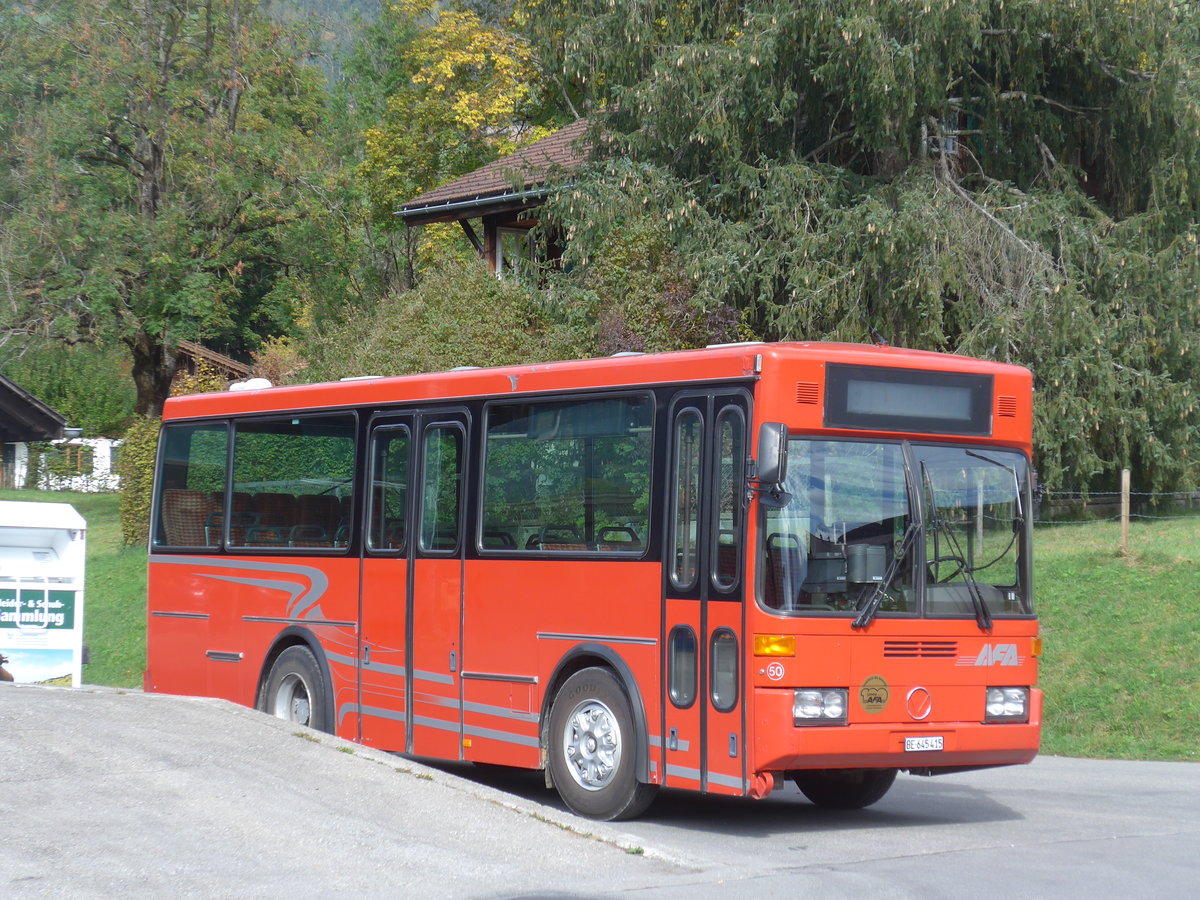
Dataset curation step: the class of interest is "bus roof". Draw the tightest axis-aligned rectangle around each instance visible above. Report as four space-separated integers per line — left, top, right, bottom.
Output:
162 342 1031 421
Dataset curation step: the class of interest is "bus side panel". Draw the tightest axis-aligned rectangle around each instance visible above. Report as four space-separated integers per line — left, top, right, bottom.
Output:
461 559 662 770
147 556 361 719
146 559 212 698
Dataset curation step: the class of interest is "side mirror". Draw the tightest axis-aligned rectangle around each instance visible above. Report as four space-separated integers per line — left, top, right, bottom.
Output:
756 422 789 486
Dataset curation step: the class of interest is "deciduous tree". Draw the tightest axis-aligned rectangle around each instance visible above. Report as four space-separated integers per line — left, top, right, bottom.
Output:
0 0 328 416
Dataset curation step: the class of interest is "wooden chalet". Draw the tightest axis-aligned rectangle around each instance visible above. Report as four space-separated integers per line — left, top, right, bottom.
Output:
0 374 68 489
0 374 66 446
397 119 590 278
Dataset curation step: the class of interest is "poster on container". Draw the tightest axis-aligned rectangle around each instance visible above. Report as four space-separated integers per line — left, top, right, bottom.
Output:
0 501 86 687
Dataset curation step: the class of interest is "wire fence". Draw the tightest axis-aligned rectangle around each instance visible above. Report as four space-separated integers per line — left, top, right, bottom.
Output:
1036 487 1200 526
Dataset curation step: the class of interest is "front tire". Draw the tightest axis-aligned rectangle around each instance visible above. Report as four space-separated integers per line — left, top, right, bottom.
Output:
792 768 897 809
548 667 657 820
260 645 330 733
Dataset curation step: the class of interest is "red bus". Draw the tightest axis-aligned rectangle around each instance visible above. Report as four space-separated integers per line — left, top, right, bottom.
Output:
146 342 1040 820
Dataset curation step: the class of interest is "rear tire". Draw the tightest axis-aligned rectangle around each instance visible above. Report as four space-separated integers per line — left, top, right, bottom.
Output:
548 667 657 821
260 645 330 733
792 768 897 809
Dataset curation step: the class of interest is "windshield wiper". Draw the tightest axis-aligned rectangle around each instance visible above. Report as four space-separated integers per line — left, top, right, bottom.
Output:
964 449 1025 523
852 520 919 629
921 462 993 632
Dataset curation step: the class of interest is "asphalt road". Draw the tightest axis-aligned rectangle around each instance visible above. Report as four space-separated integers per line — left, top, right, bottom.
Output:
3 684 1198 898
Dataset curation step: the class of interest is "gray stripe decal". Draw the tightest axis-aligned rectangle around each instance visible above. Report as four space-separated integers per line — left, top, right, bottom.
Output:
358 704 406 723
151 555 329 619
414 668 454 685
376 690 537 724
665 766 743 790
151 611 209 619
413 715 460 733
648 734 690 752
337 702 359 726
411 716 539 748
707 771 746 790
536 632 657 646
364 661 407 678
351 706 538 743
463 700 538 723
464 723 539 748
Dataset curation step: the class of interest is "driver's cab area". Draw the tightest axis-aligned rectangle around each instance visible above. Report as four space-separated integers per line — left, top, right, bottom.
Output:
758 437 1032 621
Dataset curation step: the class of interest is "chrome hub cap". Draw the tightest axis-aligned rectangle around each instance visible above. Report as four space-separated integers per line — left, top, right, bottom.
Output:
562 699 621 791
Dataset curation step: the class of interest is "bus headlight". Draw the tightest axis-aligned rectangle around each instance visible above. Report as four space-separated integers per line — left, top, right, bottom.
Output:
985 687 1029 722
793 689 848 725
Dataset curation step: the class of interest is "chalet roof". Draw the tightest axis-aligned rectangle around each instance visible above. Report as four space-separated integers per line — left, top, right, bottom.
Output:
0 374 67 444
398 119 590 225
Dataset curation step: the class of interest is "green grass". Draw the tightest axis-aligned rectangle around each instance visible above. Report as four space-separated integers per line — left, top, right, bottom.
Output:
0 489 146 688
3 488 1196 760
1035 517 1200 761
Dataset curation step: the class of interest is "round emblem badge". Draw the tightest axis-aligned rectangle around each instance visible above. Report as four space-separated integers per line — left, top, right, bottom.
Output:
859 675 890 714
907 686 933 720
765 661 786 681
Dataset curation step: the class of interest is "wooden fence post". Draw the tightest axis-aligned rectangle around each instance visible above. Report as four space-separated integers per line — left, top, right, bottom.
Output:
1120 468 1131 555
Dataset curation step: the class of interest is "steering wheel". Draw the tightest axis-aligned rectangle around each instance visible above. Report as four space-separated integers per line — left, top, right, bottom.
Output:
927 554 968 583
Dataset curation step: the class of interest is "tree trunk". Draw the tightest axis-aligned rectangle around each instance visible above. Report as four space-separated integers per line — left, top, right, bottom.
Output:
127 334 179 418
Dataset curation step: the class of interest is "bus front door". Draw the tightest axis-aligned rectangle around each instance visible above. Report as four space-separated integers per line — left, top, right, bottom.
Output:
360 411 467 760
662 393 748 796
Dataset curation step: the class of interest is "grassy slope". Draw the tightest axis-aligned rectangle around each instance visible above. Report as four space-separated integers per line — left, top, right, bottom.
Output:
0 489 146 688
1035 518 1200 761
3 488 1196 760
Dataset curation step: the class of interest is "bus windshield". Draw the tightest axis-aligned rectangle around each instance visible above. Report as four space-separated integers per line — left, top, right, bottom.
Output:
760 439 1031 620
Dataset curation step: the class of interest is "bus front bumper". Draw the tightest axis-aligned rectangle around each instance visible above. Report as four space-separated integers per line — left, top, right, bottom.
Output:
753 686 1043 772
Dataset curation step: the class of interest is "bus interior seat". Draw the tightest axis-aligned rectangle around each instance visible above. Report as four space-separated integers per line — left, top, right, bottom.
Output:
764 532 806 610
483 530 516 549
714 529 738 581
597 526 642 551
537 524 586 551
161 489 214 546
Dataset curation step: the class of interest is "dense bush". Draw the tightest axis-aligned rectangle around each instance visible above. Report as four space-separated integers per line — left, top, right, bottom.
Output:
116 418 160 547
301 257 589 379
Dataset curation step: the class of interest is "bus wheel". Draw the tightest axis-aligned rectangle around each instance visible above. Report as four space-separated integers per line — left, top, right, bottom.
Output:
792 768 897 809
261 645 330 733
548 667 657 821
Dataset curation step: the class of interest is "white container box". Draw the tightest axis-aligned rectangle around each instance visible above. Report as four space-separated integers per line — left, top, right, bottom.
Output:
0 501 87 686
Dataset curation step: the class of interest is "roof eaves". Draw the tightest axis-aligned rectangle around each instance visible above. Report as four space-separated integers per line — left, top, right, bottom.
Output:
397 186 554 224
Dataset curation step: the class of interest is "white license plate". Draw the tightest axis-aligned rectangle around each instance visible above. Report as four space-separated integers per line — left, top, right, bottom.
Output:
905 736 944 752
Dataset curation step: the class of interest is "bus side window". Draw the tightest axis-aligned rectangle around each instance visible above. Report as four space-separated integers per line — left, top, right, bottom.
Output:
153 423 228 549
711 406 745 592
481 395 652 554
420 426 462 553
369 427 410 552
228 415 356 551
670 409 702 588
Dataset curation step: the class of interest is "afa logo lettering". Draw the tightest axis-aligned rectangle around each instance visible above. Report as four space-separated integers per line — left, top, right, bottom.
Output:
956 643 1024 667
